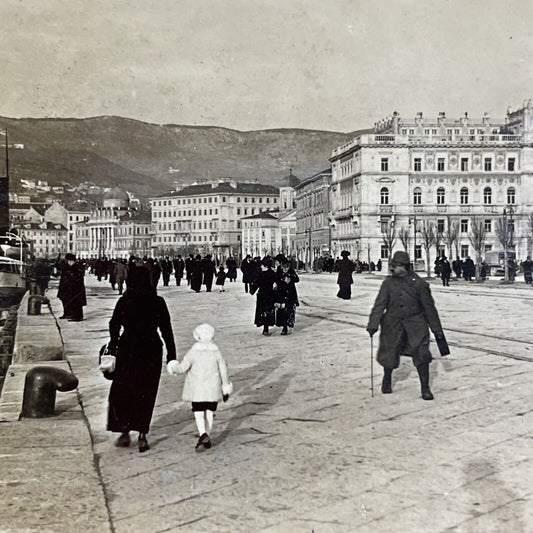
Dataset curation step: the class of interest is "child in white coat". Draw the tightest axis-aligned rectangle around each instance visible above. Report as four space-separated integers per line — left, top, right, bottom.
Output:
167 323 233 450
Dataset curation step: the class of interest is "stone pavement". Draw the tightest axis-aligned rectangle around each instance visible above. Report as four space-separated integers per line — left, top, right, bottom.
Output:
2 271 533 532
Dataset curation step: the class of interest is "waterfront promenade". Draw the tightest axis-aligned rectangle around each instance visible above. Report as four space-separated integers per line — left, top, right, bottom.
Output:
2 272 533 532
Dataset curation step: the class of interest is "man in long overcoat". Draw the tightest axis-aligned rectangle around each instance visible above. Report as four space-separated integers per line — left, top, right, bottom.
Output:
240 255 255 293
366 250 445 400
58 253 87 321
336 250 355 299
190 255 203 292
173 255 185 286
161 257 173 286
201 254 216 292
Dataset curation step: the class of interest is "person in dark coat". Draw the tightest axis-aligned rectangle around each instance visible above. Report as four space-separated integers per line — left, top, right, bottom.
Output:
107 266 177 452
440 256 452 287
34 258 51 295
240 255 255 293
366 251 445 400
226 257 238 282
215 266 227 292
185 254 194 285
114 259 128 295
273 260 299 335
452 257 462 278
173 255 185 286
190 255 203 292
522 257 533 284
250 257 277 335
151 259 162 288
336 250 355 299
108 260 117 290
463 257 475 281
201 255 216 292
57 253 87 321
161 257 173 286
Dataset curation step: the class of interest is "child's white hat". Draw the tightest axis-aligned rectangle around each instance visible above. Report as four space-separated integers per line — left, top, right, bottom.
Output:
193 323 215 342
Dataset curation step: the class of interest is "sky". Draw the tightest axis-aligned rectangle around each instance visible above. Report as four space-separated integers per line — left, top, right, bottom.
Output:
1 0 533 132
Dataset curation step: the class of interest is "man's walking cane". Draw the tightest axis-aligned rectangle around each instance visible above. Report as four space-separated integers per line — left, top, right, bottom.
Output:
370 335 374 397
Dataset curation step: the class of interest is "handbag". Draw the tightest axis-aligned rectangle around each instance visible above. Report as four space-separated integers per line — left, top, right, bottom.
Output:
99 343 116 380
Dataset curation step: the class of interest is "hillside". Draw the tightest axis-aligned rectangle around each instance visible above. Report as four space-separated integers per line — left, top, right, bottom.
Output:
0 116 368 198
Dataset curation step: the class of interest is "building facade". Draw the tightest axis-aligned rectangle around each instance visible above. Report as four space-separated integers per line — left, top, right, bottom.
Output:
150 178 279 260
329 102 533 269
241 211 280 257
294 168 332 265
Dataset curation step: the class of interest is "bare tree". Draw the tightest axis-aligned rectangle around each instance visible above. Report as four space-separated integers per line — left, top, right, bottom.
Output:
527 213 533 257
443 219 459 260
381 223 397 261
496 215 515 281
468 218 486 281
419 220 436 277
398 227 410 252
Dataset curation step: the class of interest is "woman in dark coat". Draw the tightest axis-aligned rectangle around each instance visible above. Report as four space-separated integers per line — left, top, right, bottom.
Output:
336 250 355 299
190 255 203 292
58 253 87 321
107 267 176 452
274 260 299 335
226 256 238 282
250 257 277 335
201 255 216 292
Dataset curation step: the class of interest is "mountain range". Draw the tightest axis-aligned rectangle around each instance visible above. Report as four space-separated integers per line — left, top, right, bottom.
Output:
0 116 369 199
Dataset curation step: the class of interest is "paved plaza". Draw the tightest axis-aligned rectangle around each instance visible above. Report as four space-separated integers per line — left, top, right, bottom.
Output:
2 272 533 532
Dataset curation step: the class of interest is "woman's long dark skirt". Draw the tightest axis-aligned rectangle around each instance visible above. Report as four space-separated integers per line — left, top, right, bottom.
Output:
337 283 352 300
107 357 162 434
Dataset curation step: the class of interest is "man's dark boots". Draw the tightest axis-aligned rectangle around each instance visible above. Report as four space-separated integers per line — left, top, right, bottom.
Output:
417 362 434 400
381 368 393 394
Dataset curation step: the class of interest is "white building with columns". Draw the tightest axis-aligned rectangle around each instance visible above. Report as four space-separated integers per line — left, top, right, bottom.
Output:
329 101 533 269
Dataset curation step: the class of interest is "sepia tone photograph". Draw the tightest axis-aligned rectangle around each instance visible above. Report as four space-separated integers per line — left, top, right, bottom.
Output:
1 1 533 531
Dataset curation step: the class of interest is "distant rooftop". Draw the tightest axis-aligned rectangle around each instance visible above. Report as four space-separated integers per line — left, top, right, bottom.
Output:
152 179 279 198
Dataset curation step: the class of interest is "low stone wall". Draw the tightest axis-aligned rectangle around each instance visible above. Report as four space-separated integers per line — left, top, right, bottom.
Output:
12 292 64 363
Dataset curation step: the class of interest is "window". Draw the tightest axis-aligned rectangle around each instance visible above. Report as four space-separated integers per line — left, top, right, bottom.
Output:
414 158 421 171
437 158 445 171
461 244 469 259
507 187 516 204
437 187 445 205
460 187 469 204
483 187 492 204
380 245 389 259
415 245 422 260
484 158 492 171
222 197 226 202
461 158 469 171
437 219 445 233
508 158 515 171
380 187 389 205
381 158 389 171
413 187 422 205
484 219 492 233
461 219 468 233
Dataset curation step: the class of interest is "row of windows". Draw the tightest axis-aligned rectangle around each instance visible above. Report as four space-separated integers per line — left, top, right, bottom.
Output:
380 243 491 260
154 235 242 243
154 197 277 207
380 187 516 205
154 206 270 218
401 128 500 136
413 157 516 172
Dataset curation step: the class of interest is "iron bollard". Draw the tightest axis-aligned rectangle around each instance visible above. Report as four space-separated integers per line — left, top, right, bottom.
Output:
28 295 42 315
20 366 79 418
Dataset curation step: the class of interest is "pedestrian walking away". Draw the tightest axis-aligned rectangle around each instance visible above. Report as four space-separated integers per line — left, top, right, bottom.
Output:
215 266 227 292
336 250 355 300
366 250 448 400
240 254 255 293
250 257 277 335
114 259 128 295
106 266 177 453
167 323 233 451
202 254 216 292
161 256 173 286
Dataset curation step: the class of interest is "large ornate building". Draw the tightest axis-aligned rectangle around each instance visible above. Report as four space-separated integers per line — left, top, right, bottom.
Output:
150 178 279 260
329 101 533 267
294 168 332 265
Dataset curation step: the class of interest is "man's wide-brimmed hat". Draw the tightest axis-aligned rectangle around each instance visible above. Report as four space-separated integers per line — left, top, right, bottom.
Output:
390 251 410 266
340 250 350 257
65 253 76 261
